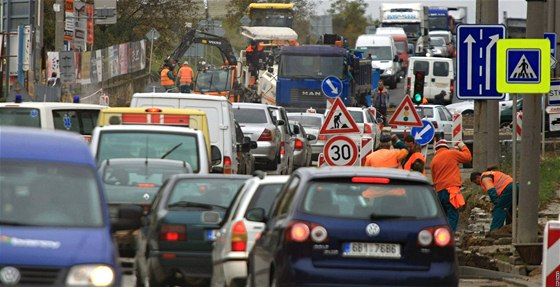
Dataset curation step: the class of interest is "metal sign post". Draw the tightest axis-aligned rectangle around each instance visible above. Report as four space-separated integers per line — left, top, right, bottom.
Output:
512 93 518 244
145 28 160 73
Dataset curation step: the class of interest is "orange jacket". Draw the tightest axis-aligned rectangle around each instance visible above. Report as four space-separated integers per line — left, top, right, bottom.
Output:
403 152 426 175
160 68 174 86
364 148 408 168
430 145 472 192
480 170 513 197
178 66 194 84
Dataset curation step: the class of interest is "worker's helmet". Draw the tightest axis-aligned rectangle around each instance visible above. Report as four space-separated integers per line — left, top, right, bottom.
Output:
183 61 189 65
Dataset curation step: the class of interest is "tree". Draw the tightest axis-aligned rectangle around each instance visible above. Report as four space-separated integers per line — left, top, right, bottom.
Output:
327 0 371 47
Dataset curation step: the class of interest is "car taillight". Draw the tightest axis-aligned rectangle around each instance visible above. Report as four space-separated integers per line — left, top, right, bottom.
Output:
417 226 453 247
258 129 273 141
318 135 327 141
432 121 439 128
280 142 285 155
351 177 390 184
231 221 247 251
223 156 232 174
160 224 186 241
364 124 372 134
406 77 411 91
450 79 454 93
294 138 304 150
136 183 155 188
286 221 328 243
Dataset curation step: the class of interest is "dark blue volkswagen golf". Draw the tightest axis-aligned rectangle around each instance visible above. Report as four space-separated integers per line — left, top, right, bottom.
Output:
246 167 458 287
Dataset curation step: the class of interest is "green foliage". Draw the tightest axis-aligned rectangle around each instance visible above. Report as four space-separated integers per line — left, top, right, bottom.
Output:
539 156 560 204
327 0 371 47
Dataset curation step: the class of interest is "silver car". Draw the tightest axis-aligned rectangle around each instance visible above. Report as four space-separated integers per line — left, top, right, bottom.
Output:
289 120 315 169
268 105 295 175
324 106 382 150
232 103 284 172
211 174 289 287
287 112 326 162
391 104 453 141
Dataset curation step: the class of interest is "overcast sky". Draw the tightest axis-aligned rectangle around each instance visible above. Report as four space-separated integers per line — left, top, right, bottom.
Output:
313 0 527 24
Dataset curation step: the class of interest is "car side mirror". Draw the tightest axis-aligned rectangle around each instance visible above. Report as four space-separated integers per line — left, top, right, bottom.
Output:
268 67 274 73
111 205 143 232
211 145 222 165
277 119 285 126
250 141 258 149
246 207 266 222
393 55 399 62
211 166 224 173
307 134 316 141
241 138 251 153
292 125 300 135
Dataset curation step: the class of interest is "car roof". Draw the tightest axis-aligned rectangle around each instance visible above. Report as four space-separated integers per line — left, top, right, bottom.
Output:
94 124 203 134
233 102 273 109
294 166 430 184
0 127 96 167
0 102 106 109
132 92 230 102
256 175 290 184
417 104 445 108
287 112 324 118
167 174 252 181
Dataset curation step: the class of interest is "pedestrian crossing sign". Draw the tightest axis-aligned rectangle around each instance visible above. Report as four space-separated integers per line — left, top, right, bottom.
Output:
497 39 550 93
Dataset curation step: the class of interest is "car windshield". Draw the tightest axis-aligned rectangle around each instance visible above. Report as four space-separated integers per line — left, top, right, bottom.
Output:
233 107 268 124
394 41 407 53
97 131 200 172
279 55 345 79
0 108 41 128
358 46 393 61
0 160 103 227
195 69 231 92
431 38 445 46
167 178 248 209
301 180 439 219
288 115 322 129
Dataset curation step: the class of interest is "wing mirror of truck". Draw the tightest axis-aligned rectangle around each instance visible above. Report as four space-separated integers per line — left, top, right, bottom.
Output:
111 204 143 232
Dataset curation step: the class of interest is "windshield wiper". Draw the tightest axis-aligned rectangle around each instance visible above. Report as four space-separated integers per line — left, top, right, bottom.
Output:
161 143 183 159
167 201 226 210
369 213 417 220
0 220 38 226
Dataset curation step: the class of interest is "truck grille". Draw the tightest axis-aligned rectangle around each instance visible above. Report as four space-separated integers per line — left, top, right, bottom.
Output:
0 266 64 285
289 89 323 102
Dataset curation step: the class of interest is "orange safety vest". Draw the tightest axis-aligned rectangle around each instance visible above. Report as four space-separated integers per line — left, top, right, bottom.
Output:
480 171 513 197
364 149 407 169
178 66 193 84
403 152 426 175
160 68 174 86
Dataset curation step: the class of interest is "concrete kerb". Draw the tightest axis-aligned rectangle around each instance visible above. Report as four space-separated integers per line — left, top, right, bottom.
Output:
459 266 540 287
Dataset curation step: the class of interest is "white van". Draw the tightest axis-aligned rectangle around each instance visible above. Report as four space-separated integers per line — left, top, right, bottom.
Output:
0 102 106 142
130 93 238 174
405 56 455 104
355 34 401 89
375 27 406 37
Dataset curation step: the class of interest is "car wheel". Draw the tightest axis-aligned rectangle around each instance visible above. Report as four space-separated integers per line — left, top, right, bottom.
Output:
390 77 398 89
500 121 512 128
462 110 474 116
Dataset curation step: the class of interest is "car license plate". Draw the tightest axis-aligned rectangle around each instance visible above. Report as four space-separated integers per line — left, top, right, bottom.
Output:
342 242 401 259
205 230 218 241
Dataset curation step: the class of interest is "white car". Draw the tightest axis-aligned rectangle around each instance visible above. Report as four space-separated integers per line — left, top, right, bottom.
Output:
391 104 453 141
211 174 289 287
446 94 514 116
324 106 382 150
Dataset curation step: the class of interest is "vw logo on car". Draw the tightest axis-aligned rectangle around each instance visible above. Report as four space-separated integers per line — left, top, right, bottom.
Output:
366 223 380 237
0 266 21 285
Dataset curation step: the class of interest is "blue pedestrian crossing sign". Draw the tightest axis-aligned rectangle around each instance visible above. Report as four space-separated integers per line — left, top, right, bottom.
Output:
410 120 435 146
321 76 343 98
456 24 506 100
497 39 550 93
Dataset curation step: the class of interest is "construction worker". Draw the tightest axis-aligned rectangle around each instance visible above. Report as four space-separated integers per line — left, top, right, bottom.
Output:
160 63 176 91
372 80 389 126
470 168 517 231
401 135 426 175
177 61 194 93
430 139 472 232
364 134 408 168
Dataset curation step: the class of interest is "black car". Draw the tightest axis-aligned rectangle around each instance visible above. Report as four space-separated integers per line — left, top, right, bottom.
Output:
246 167 458 287
135 174 250 287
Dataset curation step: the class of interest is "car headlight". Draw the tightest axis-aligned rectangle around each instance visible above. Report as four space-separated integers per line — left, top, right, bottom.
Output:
66 265 115 287
433 49 442 55
384 67 394 75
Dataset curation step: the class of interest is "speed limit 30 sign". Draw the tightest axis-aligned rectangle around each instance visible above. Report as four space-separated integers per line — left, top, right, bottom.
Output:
323 135 358 166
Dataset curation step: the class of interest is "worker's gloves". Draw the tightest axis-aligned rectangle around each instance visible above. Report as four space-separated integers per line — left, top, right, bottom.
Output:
457 141 466 149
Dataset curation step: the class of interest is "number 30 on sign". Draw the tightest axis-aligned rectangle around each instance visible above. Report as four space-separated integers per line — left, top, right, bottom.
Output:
323 135 358 166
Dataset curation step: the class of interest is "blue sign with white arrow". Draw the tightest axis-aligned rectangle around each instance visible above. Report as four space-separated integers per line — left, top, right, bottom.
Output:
456 24 506 100
321 76 343 98
544 32 557 59
411 119 435 146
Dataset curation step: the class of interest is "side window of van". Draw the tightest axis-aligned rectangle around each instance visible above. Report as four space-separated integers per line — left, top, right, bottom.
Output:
413 61 430 75
433 62 449 77
52 110 100 135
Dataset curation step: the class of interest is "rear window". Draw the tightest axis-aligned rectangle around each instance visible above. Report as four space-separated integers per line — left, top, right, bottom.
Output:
349 110 364 123
301 180 439 219
413 61 430 76
246 183 284 215
167 178 247 208
0 108 41 128
234 108 268 124
433 61 449 77
288 115 322 129
416 107 434 118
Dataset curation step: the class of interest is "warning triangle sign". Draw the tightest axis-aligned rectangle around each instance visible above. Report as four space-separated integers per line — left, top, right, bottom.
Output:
319 97 360 135
388 96 423 127
510 55 537 79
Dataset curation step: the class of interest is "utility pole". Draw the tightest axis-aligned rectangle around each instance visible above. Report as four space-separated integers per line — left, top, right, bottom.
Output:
474 0 499 172
517 0 546 244
55 0 64 51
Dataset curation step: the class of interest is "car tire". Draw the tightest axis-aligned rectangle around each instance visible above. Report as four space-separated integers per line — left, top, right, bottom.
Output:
390 77 398 89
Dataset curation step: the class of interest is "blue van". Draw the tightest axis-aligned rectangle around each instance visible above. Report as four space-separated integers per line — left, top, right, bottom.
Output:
0 127 141 286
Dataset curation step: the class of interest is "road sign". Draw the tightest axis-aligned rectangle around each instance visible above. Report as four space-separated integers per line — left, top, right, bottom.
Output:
321 76 343 98
456 25 506 100
410 120 435 146
319 97 360 135
542 219 560 286
360 137 374 166
550 114 560 132
496 39 550 93
388 96 422 127
323 135 358 166
452 113 463 144
549 80 560 105
545 32 557 59
145 28 160 41
547 106 560 113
